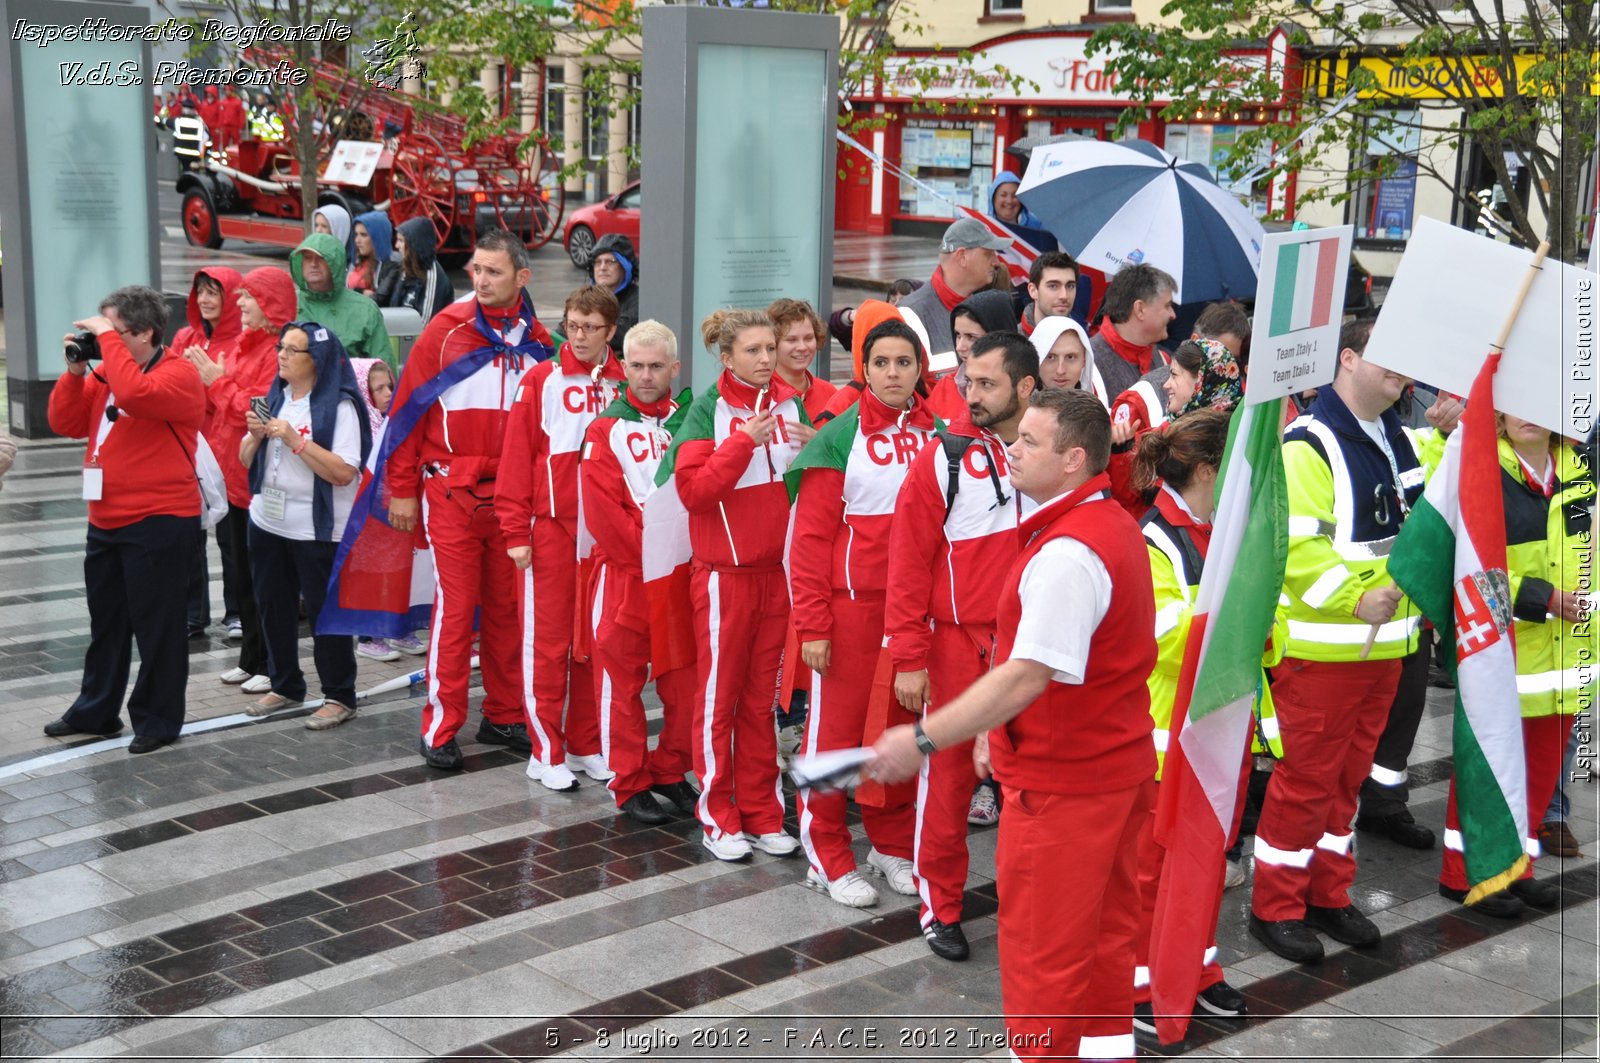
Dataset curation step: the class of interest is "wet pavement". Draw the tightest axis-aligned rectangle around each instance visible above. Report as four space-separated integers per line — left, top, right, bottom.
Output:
0 207 1595 1061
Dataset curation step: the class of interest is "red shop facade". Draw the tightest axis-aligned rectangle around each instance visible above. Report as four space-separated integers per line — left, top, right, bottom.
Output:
837 27 1303 235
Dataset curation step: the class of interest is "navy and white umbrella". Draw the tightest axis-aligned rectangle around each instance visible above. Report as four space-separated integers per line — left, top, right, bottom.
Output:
1017 139 1266 304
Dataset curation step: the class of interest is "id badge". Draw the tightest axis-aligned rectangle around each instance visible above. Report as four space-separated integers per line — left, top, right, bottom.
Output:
82 466 104 501
261 486 287 521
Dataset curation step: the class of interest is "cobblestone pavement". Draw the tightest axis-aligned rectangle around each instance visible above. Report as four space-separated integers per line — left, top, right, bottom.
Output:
0 222 1595 1061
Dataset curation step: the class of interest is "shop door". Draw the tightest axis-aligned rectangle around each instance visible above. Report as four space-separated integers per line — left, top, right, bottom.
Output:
835 139 876 232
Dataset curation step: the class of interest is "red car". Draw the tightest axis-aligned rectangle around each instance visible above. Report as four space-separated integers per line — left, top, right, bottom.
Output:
563 181 640 268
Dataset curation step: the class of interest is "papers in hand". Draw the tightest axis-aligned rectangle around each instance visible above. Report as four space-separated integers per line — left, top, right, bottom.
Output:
790 747 874 793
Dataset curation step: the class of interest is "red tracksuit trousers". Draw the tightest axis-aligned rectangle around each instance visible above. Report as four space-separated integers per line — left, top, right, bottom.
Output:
692 563 788 840
796 594 915 883
1440 711 1573 890
420 478 524 747
998 778 1154 1063
590 561 694 806
1252 657 1400 921
912 621 995 928
523 518 599 765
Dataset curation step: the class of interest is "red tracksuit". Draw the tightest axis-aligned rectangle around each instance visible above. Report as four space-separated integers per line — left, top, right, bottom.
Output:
884 418 1022 930
790 389 937 883
581 393 694 805
388 300 552 750
674 370 806 842
497 345 625 766
990 478 1157 1063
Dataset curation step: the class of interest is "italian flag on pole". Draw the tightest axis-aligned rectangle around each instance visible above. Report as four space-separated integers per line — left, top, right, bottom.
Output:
1149 396 1288 1044
1387 352 1529 901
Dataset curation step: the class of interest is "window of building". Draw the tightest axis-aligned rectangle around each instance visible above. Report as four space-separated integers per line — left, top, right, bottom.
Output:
1090 0 1133 13
1348 109 1421 245
543 65 564 141
584 85 609 163
626 72 642 164
986 0 1023 14
1452 134 1533 244
899 118 994 217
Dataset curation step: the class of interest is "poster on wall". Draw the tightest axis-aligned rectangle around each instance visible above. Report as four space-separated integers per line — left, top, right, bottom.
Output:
1370 159 1418 241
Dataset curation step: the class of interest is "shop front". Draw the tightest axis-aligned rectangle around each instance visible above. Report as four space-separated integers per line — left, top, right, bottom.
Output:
837 29 1300 236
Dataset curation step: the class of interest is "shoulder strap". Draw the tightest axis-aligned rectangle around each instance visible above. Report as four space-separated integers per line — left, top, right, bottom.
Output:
936 427 1008 519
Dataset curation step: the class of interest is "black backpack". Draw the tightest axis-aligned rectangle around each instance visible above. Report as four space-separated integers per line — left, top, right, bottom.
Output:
938 428 1009 518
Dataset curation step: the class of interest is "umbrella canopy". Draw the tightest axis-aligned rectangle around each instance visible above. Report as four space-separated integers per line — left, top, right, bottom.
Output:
1004 131 1093 160
1017 139 1265 304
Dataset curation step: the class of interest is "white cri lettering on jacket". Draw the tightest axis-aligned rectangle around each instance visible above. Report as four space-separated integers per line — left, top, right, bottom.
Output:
715 398 804 490
542 370 622 457
604 415 672 506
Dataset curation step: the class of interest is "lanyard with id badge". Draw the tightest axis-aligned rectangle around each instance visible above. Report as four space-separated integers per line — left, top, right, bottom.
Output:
84 392 117 501
253 394 289 521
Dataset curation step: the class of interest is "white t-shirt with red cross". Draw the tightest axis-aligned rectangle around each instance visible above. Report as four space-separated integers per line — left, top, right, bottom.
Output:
248 395 362 541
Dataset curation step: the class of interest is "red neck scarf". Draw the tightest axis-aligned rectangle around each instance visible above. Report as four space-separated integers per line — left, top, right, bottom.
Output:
558 341 623 381
929 266 968 313
1155 482 1212 557
630 392 675 419
1097 317 1155 374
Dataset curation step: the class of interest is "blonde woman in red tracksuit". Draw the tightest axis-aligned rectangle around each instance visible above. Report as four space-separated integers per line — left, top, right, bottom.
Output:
789 319 938 908
668 310 811 861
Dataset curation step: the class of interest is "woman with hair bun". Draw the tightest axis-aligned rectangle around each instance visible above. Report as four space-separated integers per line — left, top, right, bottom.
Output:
1128 408 1275 1032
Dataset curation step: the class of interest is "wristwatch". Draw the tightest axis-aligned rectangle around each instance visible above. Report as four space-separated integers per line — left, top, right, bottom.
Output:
912 720 937 756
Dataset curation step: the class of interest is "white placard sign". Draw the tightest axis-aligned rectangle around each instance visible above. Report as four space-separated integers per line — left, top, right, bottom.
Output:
1244 225 1354 405
1364 218 1599 441
321 141 385 187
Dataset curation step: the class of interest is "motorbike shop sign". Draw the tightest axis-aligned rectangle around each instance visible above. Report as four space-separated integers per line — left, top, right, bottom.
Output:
878 35 1274 106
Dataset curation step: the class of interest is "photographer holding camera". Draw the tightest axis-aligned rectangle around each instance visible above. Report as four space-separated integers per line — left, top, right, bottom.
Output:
45 285 207 754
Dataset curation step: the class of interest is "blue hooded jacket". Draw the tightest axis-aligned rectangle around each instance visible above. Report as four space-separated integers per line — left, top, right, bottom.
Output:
248 320 374 542
989 170 1045 231
354 210 394 265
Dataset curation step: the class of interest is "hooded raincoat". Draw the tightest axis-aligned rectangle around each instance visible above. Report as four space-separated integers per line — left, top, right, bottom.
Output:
377 217 454 324
290 232 394 372
588 233 640 355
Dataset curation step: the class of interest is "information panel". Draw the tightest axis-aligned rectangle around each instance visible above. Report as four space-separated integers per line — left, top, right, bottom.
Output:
690 42 828 384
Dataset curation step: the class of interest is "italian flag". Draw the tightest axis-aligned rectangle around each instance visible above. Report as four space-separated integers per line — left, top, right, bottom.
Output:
1268 238 1341 337
1388 352 1529 901
1149 396 1288 1044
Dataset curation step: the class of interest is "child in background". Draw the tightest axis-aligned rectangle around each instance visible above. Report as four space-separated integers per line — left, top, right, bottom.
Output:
350 360 427 661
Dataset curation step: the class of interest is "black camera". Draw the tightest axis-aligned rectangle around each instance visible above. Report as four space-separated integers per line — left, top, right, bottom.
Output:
65 331 101 364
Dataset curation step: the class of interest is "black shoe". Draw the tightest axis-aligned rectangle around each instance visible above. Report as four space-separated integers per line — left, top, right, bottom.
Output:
1355 810 1436 850
1195 980 1247 1017
128 735 175 755
922 919 969 961
475 719 533 755
1132 1001 1156 1036
1248 914 1324 963
650 780 701 816
1439 883 1525 919
1304 903 1381 947
620 791 672 826
1509 877 1561 910
43 716 123 739
420 738 464 771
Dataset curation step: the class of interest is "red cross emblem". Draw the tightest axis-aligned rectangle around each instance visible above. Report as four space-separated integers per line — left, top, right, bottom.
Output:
295 424 312 440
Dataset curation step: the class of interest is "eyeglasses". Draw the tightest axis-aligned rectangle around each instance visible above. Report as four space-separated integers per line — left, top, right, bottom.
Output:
275 342 311 355
565 323 608 335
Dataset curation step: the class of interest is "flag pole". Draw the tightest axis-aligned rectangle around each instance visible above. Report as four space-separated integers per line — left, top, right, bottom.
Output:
1358 238 1551 660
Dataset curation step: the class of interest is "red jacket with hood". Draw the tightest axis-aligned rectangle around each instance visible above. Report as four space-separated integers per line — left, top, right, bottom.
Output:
496 342 626 549
387 299 555 500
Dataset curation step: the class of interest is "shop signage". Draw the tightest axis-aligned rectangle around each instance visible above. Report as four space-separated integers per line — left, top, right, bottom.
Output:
879 36 1275 106
1342 54 1598 99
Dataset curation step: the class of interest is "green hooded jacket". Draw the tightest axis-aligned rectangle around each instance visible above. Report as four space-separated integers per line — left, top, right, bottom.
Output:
290 231 396 372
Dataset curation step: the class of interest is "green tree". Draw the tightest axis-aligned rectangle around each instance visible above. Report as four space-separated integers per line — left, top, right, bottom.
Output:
1088 1 1597 262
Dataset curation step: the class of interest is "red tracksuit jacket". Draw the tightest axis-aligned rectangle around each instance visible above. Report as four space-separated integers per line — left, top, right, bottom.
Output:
789 390 938 643
884 417 1024 674
497 344 626 550
387 300 553 498
580 393 677 575
673 370 806 568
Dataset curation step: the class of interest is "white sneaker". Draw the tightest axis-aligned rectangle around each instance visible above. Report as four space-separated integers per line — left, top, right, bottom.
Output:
866 848 918 895
219 667 251 684
527 759 579 793
240 674 272 694
702 832 753 862
806 867 879 908
565 753 615 781
776 723 804 766
745 831 800 857
1224 858 1246 889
